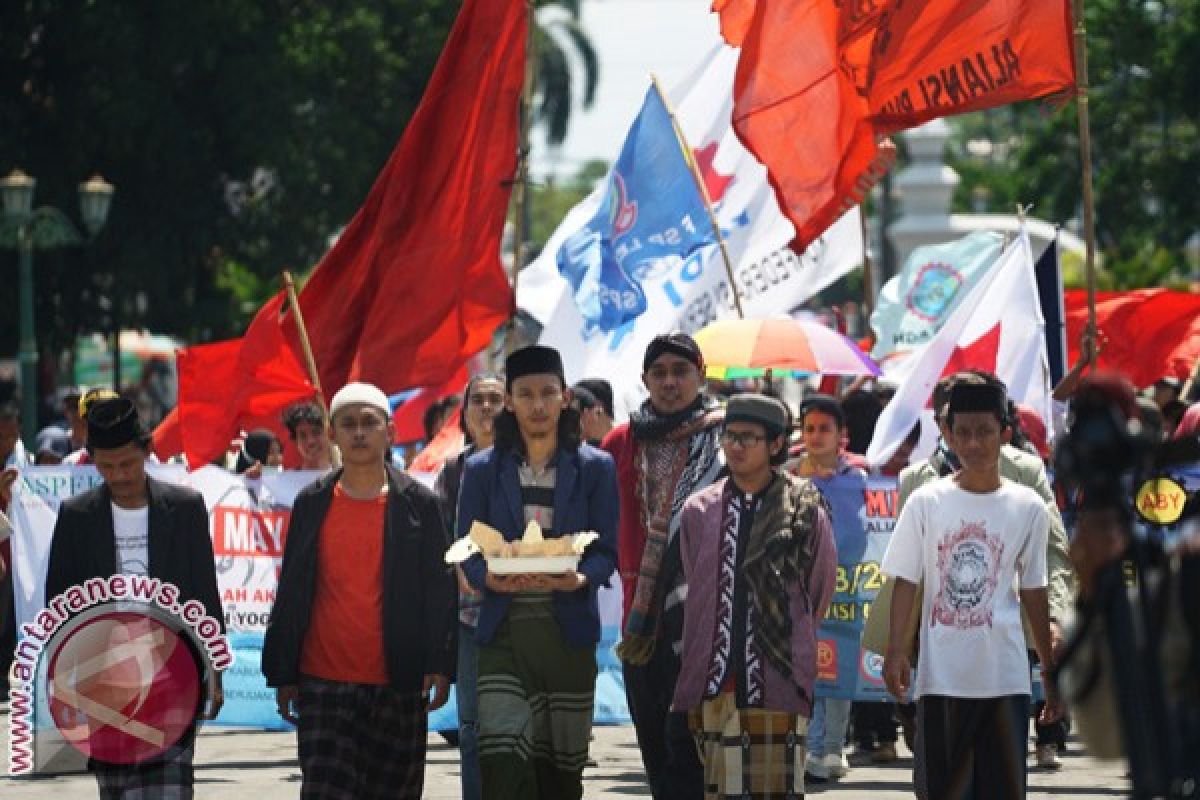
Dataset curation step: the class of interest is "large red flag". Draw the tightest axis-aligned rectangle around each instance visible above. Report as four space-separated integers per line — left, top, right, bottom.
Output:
176 292 315 468
866 0 1076 134
283 0 525 393
1065 289 1200 389
718 0 895 252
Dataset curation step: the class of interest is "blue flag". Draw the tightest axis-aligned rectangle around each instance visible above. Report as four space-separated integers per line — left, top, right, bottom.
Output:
556 87 715 333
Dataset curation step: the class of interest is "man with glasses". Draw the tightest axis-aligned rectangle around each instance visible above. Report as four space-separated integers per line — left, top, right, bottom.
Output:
672 393 838 799
263 382 456 799
601 332 725 797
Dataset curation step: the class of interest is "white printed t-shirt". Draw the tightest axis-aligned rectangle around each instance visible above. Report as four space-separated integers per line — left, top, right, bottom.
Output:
881 476 1048 699
111 503 150 576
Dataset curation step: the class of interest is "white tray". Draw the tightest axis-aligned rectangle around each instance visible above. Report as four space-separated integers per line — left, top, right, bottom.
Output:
487 555 579 575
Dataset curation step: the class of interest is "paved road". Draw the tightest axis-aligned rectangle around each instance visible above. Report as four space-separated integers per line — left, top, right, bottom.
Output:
2 713 1132 798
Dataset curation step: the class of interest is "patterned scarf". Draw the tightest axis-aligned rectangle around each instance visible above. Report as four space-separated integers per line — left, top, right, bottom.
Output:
616 397 723 665
741 473 827 692
705 491 766 704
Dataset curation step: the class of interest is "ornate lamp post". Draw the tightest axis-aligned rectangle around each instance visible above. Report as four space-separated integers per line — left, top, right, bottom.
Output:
0 169 114 447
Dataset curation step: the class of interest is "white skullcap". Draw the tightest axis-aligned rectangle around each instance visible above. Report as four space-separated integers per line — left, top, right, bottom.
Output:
329 382 391 419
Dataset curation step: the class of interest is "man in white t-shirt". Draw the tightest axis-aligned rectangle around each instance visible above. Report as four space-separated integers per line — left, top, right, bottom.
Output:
881 382 1064 800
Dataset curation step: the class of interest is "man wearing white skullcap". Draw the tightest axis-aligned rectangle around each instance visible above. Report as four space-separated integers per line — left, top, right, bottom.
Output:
264 381 456 798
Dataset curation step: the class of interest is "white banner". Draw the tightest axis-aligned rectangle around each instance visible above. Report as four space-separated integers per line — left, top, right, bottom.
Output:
9 466 630 730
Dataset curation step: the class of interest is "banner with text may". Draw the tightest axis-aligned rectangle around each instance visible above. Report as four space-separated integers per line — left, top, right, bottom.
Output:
811 474 900 702
9 465 631 731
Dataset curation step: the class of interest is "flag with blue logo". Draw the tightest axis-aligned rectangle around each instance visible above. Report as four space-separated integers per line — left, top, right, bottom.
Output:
556 86 715 333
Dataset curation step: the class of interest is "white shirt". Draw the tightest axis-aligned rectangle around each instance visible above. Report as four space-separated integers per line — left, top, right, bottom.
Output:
881 476 1048 699
111 503 150 576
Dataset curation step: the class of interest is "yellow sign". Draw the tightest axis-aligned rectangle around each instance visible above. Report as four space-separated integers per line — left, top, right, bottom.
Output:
1135 478 1187 525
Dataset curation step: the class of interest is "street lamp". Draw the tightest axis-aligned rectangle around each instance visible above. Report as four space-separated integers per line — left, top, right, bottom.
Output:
0 168 114 448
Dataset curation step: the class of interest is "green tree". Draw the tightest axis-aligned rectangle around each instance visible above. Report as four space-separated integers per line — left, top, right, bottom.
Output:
535 0 600 146
945 0 1200 289
0 0 601 368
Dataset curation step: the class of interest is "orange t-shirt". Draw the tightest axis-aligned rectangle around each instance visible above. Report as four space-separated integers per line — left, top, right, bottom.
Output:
299 485 389 685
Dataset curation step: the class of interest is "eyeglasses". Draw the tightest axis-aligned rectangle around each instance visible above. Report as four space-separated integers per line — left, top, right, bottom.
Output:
468 392 504 407
720 430 768 448
645 364 698 382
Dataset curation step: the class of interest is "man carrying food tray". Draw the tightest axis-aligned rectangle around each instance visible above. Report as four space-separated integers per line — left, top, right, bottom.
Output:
455 345 619 800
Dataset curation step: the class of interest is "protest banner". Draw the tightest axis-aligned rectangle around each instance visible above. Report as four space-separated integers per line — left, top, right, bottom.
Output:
8 465 632 740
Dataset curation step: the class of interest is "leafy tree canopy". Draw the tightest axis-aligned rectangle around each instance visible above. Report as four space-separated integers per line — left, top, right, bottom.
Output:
0 0 598 365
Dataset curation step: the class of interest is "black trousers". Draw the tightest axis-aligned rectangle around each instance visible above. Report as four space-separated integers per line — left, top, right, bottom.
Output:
623 644 704 799
852 701 898 747
915 694 1029 800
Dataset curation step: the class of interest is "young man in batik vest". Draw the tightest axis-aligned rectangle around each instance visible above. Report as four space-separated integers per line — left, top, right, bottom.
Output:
673 393 838 799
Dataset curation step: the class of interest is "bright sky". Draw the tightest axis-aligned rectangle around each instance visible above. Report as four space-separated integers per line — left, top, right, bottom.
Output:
531 0 722 180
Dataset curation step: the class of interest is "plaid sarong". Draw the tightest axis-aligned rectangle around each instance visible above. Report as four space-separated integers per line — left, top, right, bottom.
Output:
93 727 195 800
689 692 807 800
296 677 427 799
477 595 597 800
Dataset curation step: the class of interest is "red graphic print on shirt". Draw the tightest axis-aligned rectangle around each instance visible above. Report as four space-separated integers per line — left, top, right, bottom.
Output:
931 520 1005 630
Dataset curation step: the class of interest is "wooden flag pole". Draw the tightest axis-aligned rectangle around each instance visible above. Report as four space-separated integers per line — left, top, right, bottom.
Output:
1072 0 1099 369
282 271 327 417
651 73 746 319
507 1 537 354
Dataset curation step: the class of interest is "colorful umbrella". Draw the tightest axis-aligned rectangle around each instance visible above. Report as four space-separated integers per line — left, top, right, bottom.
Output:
694 317 881 379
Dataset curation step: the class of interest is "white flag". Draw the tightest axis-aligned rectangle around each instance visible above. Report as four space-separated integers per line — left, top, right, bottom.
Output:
517 45 864 419
866 230 1051 466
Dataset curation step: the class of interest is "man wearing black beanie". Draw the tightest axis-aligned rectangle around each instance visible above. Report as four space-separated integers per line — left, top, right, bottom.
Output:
45 397 224 798
601 332 724 798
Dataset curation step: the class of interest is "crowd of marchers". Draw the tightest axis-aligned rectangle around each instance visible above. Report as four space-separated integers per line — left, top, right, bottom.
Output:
2 331 1198 800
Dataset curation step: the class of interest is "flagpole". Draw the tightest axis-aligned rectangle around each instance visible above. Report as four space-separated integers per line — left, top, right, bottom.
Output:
1072 0 1099 369
282 271 327 416
507 1 537 355
859 205 875 317
650 73 746 319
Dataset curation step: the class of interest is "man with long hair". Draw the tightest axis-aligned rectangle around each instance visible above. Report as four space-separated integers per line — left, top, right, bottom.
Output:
457 345 618 799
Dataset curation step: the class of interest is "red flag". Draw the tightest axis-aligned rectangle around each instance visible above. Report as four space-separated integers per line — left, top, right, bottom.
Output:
866 0 1076 134
176 293 315 469
283 0 525 393
391 363 469 444
719 0 895 252
151 408 182 461
1065 289 1200 389
408 407 466 476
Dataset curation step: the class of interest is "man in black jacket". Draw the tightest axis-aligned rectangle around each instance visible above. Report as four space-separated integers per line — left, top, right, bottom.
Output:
262 382 456 799
44 397 224 798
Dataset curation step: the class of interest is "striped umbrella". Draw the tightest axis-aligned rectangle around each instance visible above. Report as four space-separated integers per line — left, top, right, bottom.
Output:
694 317 880 379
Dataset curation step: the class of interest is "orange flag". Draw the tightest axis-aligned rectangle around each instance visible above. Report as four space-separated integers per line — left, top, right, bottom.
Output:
866 0 1076 134
718 0 895 252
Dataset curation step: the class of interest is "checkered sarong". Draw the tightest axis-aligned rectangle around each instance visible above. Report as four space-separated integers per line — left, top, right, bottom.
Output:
296 677 427 799
689 692 807 799
93 727 195 799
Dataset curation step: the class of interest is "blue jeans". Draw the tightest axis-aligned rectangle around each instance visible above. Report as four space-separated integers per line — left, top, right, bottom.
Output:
808 697 852 757
458 623 481 800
